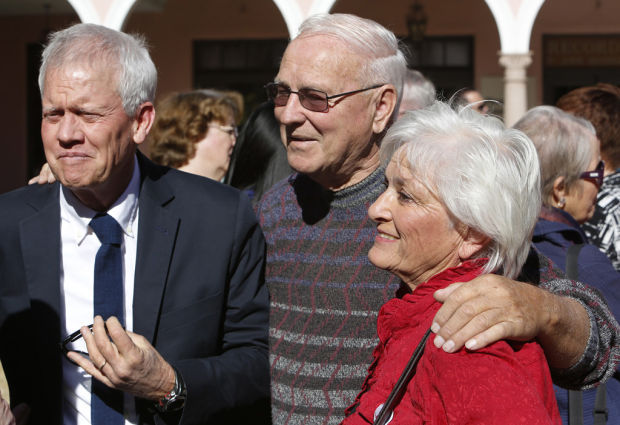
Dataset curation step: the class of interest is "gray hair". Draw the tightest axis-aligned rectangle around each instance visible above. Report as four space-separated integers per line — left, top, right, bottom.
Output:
297 14 407 117
400 69 436 113
38 23 157 117
381 101 541 279
513 106 596 207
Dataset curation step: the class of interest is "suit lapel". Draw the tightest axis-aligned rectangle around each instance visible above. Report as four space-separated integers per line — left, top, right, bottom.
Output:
20 184 62 327
133 155 179 344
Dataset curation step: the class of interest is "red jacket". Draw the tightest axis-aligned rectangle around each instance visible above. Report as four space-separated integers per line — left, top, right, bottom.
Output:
343 260 561 425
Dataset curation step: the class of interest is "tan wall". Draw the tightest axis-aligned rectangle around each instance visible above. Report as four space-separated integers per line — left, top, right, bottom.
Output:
0 0 288 193
1 0 619 193
124 0 288 101
332 0 502 90
531 0 620 104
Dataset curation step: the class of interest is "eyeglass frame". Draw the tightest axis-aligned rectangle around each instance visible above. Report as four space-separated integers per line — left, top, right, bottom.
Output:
59 324 93 364
264 82 385 113
580 160 605 187
208 123 238 138
59 323 122 363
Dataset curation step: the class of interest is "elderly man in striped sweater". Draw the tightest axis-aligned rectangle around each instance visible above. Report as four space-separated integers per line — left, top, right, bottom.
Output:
257 13 618 425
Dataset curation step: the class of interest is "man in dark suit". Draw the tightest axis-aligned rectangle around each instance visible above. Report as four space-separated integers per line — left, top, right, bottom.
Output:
0 23 269 425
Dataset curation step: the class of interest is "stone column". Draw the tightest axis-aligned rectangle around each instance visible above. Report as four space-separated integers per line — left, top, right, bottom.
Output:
499 52 532 127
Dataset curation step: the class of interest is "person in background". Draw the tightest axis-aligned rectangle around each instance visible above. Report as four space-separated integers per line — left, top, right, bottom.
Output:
454 87 489 114
557 83 620 271
397 69 435 118
226 101 292 203
344 101 560 425
515 105 620 425
257 12 619 425
148 89 242 182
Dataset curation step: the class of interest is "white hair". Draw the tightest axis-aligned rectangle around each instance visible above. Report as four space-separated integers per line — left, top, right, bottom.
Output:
381 101 541 279
38 23 157 117
400 69 436 112
513 106 597 207
297 14 407 119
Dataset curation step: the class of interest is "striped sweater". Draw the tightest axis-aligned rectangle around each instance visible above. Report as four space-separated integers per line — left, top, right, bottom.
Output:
257 169 619 425
258 168 397 425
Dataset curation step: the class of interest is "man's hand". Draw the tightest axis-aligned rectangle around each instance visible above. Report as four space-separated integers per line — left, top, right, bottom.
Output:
67 316 175 401
431 274 546 352
27 163 55 185
431 274 589 368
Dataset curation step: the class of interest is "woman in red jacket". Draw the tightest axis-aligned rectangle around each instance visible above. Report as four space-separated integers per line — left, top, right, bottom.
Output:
342 101 561 425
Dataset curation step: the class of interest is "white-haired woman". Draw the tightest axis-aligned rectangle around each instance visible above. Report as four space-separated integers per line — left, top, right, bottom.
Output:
514 106 620 425
342 102 560 424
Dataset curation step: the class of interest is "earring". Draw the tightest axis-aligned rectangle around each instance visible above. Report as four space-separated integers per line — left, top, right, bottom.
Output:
557 198 566 208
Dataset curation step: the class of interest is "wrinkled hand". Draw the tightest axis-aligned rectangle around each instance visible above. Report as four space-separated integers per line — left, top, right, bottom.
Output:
27 163 55 185
431 274 549 353
67 316 175 401
0 398 28 425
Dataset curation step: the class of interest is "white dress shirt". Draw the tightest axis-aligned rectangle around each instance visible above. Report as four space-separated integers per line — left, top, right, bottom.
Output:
60 156 140 425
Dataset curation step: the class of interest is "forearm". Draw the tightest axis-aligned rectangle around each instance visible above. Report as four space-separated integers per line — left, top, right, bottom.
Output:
548 292 620 389
534 250 620 389
538 278 620 389
431 249 620 389
535 291 589 370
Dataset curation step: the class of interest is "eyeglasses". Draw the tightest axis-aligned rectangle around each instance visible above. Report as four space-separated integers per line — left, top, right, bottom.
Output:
59 324 93 364
59 323 121 363
472 102 489 113
209 123 238 138
580 160 605 187
265 82 384 113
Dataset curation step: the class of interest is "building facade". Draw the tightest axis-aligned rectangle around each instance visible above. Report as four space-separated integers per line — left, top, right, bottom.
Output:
1 0 618 192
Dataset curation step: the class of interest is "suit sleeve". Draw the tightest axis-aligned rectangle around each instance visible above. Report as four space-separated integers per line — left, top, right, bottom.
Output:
168 191 269 425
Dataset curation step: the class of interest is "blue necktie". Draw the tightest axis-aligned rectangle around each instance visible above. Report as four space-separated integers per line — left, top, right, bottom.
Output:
90 213 124 425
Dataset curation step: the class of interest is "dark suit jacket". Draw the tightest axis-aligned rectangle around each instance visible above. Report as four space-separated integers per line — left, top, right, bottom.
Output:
0 154 270 425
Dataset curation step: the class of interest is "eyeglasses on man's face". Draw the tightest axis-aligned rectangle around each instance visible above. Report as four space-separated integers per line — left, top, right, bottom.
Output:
264 82 384 113
580 160 605 187
208 123 238 138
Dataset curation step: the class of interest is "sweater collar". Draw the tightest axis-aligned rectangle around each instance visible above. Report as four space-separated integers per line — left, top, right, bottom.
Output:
290 166 386 209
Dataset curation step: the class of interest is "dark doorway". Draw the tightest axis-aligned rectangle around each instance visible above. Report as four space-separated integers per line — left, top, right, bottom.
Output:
193 39 288 120
543 34 620 104
402 36 474 99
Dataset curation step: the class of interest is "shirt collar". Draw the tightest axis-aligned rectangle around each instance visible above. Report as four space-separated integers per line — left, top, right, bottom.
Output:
60 155 141 244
